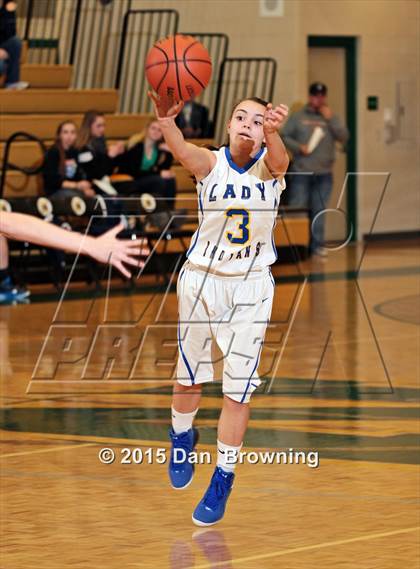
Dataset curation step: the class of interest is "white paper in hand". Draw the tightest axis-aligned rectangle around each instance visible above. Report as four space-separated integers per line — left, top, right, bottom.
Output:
93 176 117 196
307 126 325 154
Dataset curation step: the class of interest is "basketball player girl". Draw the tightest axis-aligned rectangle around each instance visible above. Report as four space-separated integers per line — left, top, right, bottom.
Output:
149 91 289 526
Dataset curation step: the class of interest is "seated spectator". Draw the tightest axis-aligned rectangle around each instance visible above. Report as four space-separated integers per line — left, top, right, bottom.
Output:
0 234 29 304
43 121 95 199
115 119 176 204
75 109 125 182
42 121 97 274
0 1 29 90
74 110 125 233
175 100 211 138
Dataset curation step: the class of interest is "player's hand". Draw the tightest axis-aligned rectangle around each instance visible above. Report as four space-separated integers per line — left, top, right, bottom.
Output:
87 223 150 278
263 104 289 135
5 2 17 12
148 90 184 120
299 144 310 156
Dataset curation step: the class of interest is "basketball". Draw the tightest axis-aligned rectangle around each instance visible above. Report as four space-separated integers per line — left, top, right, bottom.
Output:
145 34 212 102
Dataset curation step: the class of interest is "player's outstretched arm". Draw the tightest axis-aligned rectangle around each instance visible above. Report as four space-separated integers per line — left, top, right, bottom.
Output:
0 212 149 278
263 103 290 179
148 91 216 181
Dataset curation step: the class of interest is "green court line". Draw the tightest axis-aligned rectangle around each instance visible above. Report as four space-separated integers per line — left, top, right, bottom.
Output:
112 379 419 403
17 264 420 304
24 382 419 402
1 408 418 465
5 405 417 421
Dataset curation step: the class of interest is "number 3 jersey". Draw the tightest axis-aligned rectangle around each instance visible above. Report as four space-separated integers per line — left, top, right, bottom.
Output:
186 146 286 276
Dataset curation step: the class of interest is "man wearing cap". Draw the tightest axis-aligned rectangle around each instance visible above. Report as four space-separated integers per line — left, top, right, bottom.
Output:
282 82 349 257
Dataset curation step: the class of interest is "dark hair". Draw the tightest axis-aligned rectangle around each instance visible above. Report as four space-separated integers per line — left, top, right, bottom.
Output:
76 110 105 149
55 120 77 175
229 96 269 118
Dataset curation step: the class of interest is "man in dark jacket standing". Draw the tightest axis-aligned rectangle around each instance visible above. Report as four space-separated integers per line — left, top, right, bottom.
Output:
175 100 211 138
0 1 28 89
282 82 348 256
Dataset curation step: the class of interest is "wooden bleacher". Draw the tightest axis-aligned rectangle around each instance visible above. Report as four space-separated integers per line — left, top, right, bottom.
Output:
0 89 118 114
0 114 153 141
20 64 73 89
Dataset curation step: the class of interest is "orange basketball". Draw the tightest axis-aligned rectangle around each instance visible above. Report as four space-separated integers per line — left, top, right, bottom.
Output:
145 34 212 102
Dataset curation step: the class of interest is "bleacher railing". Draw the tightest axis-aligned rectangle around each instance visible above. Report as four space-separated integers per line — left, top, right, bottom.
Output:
0 132 46 199
19 0 81 65
213 58 277 144
115 9 179 113
18 0 132 88
71 0 133 88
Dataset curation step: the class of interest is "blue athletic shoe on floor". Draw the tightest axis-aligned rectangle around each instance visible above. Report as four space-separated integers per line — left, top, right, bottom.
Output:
168 427 199 490
0 277 30 305
192 466 235 526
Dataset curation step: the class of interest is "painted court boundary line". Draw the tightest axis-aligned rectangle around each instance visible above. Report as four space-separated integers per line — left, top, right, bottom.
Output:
1 442 96 458
192 527 419 568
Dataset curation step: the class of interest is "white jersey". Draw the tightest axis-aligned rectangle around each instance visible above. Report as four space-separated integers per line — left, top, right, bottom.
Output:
186 146 285 275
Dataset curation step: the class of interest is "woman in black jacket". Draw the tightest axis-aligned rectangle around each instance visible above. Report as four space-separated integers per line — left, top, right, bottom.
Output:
75 110 124 182
74 110 125 232
43 121 95 199
115 119 177 204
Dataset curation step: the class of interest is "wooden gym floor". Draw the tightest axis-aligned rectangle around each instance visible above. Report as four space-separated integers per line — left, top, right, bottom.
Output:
1 241 419 568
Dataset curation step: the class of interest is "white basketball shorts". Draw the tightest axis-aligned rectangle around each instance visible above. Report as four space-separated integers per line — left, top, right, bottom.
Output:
176 260 275 403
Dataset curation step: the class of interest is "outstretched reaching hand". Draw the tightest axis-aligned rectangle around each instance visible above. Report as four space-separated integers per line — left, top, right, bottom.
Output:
0 213 150 280
148 90 184 120
85 223 149 278
263 103 289 135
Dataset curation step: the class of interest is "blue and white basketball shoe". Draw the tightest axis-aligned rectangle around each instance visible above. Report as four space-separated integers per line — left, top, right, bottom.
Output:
192 466 234 526
168 427 199 489
0 276 30 304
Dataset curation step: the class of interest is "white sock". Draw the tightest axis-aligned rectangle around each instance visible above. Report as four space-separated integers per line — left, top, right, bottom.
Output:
171 406 198 434
217 440 243 473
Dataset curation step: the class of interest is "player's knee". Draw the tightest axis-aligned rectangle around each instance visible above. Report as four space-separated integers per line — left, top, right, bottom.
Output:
223 392 248 405
223 377 261 404
175 379 202 392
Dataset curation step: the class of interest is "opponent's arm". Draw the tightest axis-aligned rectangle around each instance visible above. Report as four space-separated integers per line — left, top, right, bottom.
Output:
0 212 149 278
263 104 290 178
148 92 216 181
